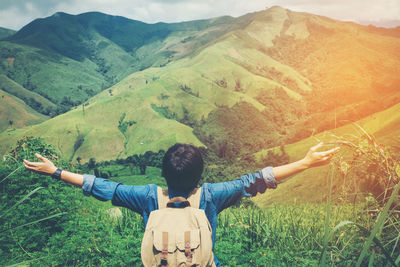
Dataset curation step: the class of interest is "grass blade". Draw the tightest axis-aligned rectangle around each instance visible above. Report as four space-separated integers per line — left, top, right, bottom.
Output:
0 187 44 218
6 254 61 267
319 166 335 265
355 180 400 266
0 165 23 184
353 223 397 267
367 252 375 267
0 212 67 234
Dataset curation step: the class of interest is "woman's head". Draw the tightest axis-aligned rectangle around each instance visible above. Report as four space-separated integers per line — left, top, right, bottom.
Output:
162 143 204 192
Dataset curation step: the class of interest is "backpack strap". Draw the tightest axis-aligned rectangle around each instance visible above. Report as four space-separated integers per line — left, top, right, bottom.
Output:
157 187 169 209
167 197 190 207
161 232 168 266
187 187 202 209
157 187 202 209
184 231 193 263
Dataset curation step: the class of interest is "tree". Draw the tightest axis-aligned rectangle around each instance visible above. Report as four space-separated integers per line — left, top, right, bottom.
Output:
129 154 148 175
88 158 96 170
126 150 165 175
261 145 289 167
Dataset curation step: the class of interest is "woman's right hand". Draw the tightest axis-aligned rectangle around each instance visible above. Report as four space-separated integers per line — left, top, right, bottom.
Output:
301 142 340 168
23 153 57 175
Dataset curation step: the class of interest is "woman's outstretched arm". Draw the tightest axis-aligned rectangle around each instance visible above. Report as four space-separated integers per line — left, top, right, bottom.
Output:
273 142 340 182
23 153 83 186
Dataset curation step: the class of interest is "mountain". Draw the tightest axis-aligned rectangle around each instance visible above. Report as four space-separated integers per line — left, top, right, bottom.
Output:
0 11 236 116
1 6 400 163
0 27 15 40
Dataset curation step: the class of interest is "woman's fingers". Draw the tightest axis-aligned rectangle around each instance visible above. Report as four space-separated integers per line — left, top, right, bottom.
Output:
23 159 45 172
23 155 56 175
23 161 37 170
325 147 340 155
322 156 331 162
23 161 31 169
310 142 323 152
23 159 37 167
35 153 47 163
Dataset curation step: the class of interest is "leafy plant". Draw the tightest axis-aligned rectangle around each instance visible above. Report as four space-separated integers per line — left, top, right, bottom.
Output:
319 125 400 266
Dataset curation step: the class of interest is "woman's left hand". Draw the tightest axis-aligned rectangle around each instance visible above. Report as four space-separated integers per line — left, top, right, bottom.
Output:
23 153 57 175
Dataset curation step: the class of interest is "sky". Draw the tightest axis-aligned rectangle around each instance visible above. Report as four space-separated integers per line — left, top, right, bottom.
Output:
0 0 399 31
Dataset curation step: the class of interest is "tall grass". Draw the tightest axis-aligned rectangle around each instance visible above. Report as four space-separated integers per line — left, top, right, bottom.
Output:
216 203 361 265
214 126 400 266
0 183 66 265
2 129 400 266
324 125 400 266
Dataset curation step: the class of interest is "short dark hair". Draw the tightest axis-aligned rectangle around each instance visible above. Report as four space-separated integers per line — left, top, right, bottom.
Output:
162 143 204 192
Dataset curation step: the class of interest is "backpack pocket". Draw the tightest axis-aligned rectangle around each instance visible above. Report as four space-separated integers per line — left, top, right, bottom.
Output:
151 229 201 266
176 229 201 266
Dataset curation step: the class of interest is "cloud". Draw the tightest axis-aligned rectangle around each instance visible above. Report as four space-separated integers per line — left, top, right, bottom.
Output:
0 5 42 30
0 0 76 30
0 0 399 30
270 0 400 24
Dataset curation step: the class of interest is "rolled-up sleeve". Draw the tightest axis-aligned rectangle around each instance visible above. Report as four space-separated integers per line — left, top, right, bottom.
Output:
209 167 277 213
81 175 150 215
82 174 96 196
261 166 277 189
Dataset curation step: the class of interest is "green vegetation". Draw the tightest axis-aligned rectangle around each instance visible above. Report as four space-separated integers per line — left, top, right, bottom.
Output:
179 84 199 97
117 112 136 151
0 27 15 40
2 126 400 265
0 11 237 118
254 101 400 205
2 6 400 164
0 89 48 132
195 101 284 161
1 7 400 265
150 104 178 121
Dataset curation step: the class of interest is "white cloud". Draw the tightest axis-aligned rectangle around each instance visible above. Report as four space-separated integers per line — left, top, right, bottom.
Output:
0 6 42 30
269 0 400 25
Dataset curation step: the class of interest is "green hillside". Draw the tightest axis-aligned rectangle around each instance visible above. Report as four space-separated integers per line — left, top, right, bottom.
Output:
0 89 48 132
253 101 400 206
0 27 15 40
1 7 400 164
0 11 238 116
0 40 105 112
0 74 56 116
0 34 311 162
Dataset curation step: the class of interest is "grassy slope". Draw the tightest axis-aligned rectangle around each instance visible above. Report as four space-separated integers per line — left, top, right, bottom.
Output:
0 27 16 40
0 74 56 109
0 89 48 132
0 9 284 160
253 101 400 206
268 9 400 107
0 21 310 162
1 7 400 164
0 69 209 162
0 41 105 103
0 12 237 106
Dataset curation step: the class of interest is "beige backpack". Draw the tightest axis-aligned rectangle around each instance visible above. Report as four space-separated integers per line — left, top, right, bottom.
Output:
141 187 215 267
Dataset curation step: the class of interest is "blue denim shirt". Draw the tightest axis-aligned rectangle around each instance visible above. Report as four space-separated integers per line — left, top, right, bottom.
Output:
82 166 277 266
